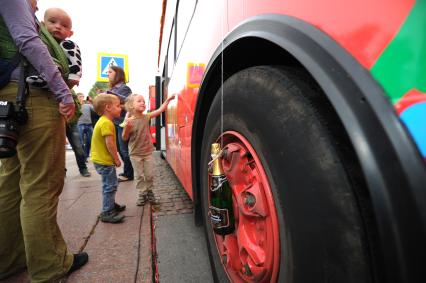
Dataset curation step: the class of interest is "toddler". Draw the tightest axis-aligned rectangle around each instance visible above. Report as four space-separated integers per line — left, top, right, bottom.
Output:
91 94 126 223
27 7 82 88
122 93 175 206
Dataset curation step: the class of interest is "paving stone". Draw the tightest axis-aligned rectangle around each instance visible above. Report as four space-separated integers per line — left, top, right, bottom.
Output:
67 210 144 283
59 190 101 252
150 152 193 217
136 205 153 283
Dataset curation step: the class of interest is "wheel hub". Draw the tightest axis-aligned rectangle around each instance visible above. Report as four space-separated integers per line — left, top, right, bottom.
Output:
210 131 280 283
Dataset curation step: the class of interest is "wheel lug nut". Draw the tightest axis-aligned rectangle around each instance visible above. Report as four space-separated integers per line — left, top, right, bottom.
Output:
222 254 227 265
243 263 253 276
245 192 256 207
222 149 230 161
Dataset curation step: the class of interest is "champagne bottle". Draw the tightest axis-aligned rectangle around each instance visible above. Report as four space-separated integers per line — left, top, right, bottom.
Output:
209 143 235 235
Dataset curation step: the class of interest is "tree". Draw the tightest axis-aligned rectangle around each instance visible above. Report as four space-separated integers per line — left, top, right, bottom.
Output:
88 81 109 98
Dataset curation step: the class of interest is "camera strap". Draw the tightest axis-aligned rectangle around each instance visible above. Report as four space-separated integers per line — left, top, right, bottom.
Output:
15 55 29 124
16 55 29 108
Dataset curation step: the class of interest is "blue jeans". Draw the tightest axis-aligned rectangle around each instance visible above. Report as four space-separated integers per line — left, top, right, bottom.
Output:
93 163 118 213
66 123 88 172
115 125 134 179
78 123 93 159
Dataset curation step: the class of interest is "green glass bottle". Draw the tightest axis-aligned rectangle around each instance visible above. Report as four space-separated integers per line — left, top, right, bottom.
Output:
209 143 235 235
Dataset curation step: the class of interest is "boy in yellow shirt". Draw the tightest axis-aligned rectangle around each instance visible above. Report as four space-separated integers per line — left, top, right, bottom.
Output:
91 94 126 223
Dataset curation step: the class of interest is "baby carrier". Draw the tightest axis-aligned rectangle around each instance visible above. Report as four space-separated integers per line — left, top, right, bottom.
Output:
0 15 70 88
0 16 21 88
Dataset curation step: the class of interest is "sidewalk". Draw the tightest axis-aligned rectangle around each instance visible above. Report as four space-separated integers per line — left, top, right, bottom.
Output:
1 150 212 283
1 151 153 283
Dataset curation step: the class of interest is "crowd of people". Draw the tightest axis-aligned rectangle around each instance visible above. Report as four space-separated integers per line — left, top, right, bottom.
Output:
0 1 173 282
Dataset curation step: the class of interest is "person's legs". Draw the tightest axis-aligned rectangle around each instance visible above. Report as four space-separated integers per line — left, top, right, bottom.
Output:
130 155 146 205
116 125 133 180
77 124 87 157
0 148 27 279
142 156 154 192
143 156 158 204
84 124 93 157
93 164 117 212
94 164 124 223
78 123 93 159
67 124 90 176
0 85 74 282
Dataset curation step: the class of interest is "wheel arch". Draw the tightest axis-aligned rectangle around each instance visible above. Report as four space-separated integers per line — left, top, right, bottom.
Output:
191 14 426 282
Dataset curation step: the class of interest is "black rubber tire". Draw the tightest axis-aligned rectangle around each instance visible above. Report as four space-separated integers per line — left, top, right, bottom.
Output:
200 66 373 283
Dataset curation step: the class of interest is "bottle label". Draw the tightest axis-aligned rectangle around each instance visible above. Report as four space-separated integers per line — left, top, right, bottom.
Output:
210 175 227 192
209 206 230 229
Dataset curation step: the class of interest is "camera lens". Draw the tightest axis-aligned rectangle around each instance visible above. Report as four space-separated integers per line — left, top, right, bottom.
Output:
0 136 17 158
0 120 18 158
0 101 23 158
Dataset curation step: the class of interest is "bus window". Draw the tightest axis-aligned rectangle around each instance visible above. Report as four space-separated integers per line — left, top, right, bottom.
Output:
176 0 197 60
167 20 176 77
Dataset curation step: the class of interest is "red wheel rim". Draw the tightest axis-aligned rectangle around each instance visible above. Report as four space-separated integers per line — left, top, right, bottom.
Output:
208 131 280 282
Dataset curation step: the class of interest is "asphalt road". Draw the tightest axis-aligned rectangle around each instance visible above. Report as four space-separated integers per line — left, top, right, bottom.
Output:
150 151 214 283
155 214 213 283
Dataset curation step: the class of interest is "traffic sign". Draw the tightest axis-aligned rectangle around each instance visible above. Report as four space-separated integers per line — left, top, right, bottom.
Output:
97 53 129 82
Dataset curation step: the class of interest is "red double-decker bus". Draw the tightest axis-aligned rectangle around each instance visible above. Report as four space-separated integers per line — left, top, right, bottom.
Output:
155 1 426 282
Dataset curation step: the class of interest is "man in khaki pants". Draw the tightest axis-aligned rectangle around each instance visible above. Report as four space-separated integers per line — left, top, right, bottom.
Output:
0 0 88 282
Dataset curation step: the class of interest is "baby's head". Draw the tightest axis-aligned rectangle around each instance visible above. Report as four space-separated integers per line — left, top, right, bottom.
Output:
93 93 120 116
44 8 73 41
125 94 146 116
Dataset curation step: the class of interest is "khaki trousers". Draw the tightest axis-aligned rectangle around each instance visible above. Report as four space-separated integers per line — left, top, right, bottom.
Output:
0 83 73 282
130 154 153 197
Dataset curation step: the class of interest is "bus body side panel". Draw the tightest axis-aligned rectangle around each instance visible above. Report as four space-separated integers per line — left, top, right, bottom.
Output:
160 0 426 279
166 0 421 198
227 0 414 69
165 0 229 197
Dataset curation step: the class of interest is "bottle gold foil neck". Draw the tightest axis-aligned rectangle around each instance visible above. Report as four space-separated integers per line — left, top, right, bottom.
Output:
211 143 223 176
211 143 220 155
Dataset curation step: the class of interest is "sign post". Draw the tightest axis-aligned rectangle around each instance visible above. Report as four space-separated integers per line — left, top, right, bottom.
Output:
97 53 129 82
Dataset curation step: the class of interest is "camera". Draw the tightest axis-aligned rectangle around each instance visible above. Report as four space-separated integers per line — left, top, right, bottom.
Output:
0 100 28 158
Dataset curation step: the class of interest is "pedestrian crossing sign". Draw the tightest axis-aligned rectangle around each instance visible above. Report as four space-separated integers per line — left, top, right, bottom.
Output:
97 53 129 82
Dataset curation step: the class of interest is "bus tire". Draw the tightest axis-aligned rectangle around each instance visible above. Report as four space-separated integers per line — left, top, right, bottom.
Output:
200 66 373 282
